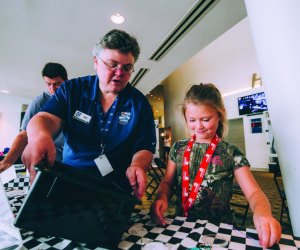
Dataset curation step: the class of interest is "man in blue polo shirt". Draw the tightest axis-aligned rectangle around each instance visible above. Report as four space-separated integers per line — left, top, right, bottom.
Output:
22 29 156 199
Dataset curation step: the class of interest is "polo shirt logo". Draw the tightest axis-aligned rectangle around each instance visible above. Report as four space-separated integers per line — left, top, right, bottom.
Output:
73 110 91 124
119 112 131 125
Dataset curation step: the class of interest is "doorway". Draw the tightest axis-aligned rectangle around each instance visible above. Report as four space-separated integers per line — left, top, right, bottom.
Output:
158 127 172 162
225 118 246 154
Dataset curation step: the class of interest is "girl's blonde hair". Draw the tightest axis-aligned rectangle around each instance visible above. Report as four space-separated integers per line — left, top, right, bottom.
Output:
181 83 228 138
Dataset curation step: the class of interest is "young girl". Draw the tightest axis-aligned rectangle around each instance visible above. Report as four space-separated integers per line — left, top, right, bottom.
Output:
150 83 281 248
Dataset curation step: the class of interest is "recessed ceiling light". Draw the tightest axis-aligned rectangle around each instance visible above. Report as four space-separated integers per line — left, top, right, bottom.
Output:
1 89 9 94
111 13 125 24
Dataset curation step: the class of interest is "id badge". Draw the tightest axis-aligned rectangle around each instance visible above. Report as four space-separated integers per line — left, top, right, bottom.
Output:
94 154 113 176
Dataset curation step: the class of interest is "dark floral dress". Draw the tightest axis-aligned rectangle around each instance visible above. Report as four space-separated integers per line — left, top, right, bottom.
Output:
169 138 250 224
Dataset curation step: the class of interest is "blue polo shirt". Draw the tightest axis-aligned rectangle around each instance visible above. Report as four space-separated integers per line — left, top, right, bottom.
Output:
42 75 156 190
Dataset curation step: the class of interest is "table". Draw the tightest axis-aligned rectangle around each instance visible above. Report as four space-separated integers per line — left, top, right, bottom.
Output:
5 177 300 250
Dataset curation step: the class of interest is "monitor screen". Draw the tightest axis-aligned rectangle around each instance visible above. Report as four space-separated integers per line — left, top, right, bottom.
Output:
238 92 268 115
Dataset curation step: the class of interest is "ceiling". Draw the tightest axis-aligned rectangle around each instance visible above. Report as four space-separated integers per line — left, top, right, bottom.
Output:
0 0 247 100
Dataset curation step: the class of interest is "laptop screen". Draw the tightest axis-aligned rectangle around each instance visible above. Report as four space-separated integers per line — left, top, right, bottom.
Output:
14 162 140 249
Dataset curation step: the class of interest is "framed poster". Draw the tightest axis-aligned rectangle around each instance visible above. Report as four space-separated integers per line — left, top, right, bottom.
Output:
251 118 262 133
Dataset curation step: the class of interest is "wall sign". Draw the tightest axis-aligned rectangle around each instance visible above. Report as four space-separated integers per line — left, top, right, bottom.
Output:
251 118 262 133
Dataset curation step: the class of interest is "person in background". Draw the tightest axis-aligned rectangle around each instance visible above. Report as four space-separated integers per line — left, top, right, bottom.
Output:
150 83 281 248
0 63 68 173
21 29 156 198
163 133 171 162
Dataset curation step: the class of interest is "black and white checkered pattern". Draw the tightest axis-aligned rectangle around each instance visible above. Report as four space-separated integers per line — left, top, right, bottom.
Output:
4 176 30 190
123 210 300 250
6 177 300 250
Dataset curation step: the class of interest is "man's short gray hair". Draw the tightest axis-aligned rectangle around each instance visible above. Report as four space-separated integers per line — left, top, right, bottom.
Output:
92 29 140 62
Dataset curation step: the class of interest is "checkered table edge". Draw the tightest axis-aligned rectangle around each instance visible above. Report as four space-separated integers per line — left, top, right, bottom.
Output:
121 209 300 250
6 177 300 250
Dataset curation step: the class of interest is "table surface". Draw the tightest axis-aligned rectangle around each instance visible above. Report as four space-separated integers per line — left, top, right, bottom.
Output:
4 177 300 250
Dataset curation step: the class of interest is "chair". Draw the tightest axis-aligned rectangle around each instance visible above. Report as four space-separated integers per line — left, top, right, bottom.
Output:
145 162 164 200
230 182 249 226
153 157 167 173
154 157 177 199
145 158 166 200
273 165 290 224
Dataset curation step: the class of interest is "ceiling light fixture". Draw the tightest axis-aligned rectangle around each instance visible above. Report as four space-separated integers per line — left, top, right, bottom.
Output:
1 89 9 94
222 87 252 97
111 13 125 24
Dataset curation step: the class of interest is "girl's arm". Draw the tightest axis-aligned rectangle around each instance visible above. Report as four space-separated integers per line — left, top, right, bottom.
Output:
150 159 177 225
235 167 282 248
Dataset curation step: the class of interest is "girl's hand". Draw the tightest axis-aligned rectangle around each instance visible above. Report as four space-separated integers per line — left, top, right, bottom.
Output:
234 167 282 248
150 199 168 226
253 213 282 248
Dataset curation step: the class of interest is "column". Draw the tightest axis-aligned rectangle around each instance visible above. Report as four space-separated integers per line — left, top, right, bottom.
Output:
244 0 300 235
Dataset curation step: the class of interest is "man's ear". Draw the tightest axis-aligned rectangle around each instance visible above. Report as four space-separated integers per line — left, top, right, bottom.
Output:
93 56 98 70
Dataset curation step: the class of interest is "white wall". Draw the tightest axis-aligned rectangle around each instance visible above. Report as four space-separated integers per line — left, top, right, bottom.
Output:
0 94 31 151
163 17 269 170
245 0 300 236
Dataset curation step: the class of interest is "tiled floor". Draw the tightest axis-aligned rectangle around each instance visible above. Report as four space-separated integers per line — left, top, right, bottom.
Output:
139 170 293 235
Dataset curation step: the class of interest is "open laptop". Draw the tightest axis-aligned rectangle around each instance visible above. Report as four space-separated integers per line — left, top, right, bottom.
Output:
0 178 23 250
14 161 141 249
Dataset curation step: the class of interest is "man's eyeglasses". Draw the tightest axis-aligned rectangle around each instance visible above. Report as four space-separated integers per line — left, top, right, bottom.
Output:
99 57 134 74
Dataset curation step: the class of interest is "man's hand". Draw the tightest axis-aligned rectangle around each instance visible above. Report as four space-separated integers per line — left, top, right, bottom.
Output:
0 130 28 174
22 135 56 183
126 150 153 199
21 112 61 183
126 165 147 199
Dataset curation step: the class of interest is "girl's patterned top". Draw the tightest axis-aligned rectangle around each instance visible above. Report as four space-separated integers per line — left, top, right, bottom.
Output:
169 138 250 224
